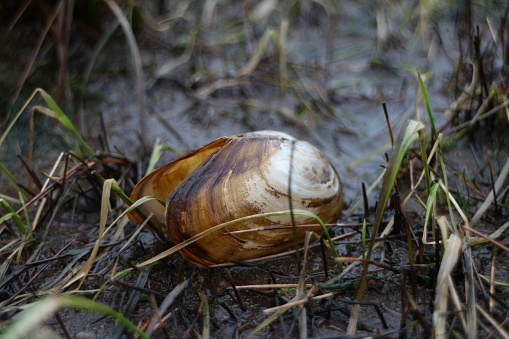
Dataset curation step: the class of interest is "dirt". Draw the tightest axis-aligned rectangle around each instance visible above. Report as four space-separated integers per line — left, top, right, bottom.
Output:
1 1 508 338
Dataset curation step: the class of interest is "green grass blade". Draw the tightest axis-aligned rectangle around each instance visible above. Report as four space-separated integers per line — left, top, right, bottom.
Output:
418 129 432 193
348 119 423 334
2 295 148 339
0 90 40 148
423 181 440 245
0 198 28 235
199 290 210 339
1 296 62 338
0 163 29 199
418 71 437 140
145 143 180 176
0 88 93 157
39 89 94 155
62 295 149 339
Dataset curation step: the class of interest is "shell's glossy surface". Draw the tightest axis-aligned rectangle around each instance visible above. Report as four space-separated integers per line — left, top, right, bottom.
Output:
129 131 343 267
128 136 230 226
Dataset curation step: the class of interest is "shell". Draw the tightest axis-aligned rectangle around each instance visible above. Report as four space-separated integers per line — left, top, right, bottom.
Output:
129 131 342 267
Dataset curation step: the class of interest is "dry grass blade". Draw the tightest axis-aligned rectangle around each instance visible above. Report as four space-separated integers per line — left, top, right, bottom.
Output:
470 157 509 226
56 194 158 291
134 209 337 269
433 234 462 338
145 280 188 336
236 28 276 77
464 225 509 253
76 179 117 287
444 60 479 120
298 232 312 338
231 284 314 290
278 18 289 95
155 32 196 79
103 0 147 140
476 304 509 339
111 269 150 338
245 293 301 339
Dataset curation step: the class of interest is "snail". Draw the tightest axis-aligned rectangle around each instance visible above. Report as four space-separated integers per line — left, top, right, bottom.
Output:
128 131 343 267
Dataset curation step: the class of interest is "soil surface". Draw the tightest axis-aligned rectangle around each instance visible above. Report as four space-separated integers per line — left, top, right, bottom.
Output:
1 1 508 338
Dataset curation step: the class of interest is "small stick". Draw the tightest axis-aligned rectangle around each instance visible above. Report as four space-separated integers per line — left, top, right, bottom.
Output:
489 161 500 215
382 102 395 146
264 292 336 313
362 182 370 219
462 225 509 253
55 312 71 339
149 294 171 339
361 182 370 239
230 284 314 290
490 253 497 313
112 280 166 301
320 237 329 280
227 269 246 312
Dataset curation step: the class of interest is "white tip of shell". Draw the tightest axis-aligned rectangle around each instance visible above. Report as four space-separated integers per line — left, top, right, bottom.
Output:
241 130 297 141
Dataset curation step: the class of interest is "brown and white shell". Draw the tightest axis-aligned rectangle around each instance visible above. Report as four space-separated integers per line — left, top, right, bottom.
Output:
129 131 342 267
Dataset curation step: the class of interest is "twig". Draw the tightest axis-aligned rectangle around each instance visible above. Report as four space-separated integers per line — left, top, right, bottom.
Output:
382 102 395 146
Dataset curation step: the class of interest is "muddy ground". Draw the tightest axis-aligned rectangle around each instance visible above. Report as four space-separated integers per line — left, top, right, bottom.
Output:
1 1 509 338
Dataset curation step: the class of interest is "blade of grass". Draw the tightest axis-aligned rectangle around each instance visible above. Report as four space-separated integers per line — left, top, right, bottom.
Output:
134 209 338 269
111 268 150 338
246 293 304 339
325 215 395 286
38 90 94 155
470 157 509 226
422 182 440 245
2 295 148 339
475 304 509 339
0 198 28 235
347 119 423 334
236 28 276 77
418 71 437 140
361 219 367 259
298 232 312 339
278 18 288 95
346 141 391 170
77 178 116 288
145 140 181 176
0 163 29 199
145 280 188 336
200 290 210 339
1 88 93 157
433 234 461 338
103 0 147 140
